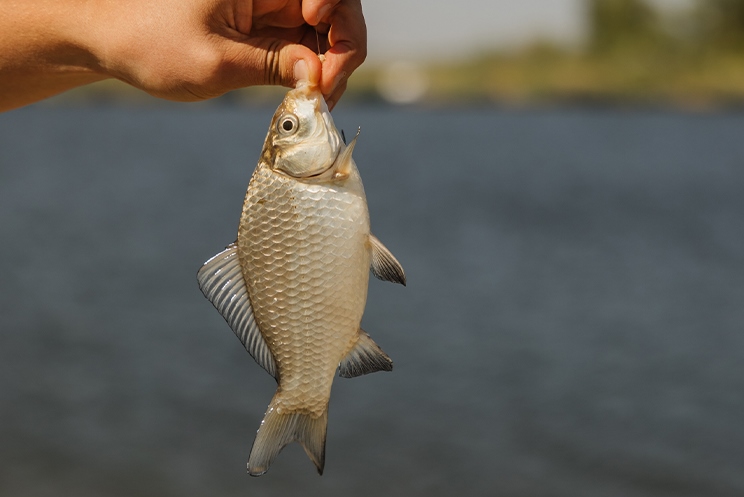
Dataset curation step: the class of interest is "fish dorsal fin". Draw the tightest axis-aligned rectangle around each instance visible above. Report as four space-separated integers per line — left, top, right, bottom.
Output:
369 234 406 286
197 243 277 379
338 329 393 378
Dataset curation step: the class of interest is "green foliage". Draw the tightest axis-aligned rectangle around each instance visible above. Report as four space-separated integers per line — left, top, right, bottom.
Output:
694 0 744 50
586 0 744 54
587 0 662 54
411 0 744 107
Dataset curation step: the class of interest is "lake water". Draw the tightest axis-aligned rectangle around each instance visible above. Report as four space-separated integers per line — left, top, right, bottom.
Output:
1 103 743 497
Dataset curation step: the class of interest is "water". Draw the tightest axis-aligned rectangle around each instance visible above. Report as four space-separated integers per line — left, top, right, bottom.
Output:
1 103 743 497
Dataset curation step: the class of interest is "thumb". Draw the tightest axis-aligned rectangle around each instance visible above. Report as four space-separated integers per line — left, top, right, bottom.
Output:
221 38 322 90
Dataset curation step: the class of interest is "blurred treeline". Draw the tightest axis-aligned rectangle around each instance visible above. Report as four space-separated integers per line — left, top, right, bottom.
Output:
373 0 744 107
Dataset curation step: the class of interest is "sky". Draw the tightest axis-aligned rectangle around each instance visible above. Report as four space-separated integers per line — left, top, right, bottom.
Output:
361 0 694 62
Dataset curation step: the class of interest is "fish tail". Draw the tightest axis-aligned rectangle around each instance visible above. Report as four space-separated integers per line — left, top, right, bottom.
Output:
247 400 328 476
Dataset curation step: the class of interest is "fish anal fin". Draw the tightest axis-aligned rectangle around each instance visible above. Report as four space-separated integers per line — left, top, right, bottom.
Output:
248 402 328 476
369 234 406 286
196 243 277 379
339 329 393 378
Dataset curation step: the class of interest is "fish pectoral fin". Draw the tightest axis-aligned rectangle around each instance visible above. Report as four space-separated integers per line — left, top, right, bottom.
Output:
248 400 328 476
369 234 406 286
338 329 393 378
196 243 278 380
332 127 360 181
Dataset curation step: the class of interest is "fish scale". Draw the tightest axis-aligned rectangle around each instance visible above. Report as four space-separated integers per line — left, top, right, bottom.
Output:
238 162 370 415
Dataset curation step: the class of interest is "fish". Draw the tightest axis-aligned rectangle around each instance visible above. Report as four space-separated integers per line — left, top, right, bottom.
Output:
196 82 406 476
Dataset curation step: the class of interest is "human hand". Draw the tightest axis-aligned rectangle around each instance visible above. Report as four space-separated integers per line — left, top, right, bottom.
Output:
250 0 367 108
91 0 366 109
0 0 366 111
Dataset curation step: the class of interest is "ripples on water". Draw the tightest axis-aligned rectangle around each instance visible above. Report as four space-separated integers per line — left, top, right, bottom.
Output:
1 104 743 497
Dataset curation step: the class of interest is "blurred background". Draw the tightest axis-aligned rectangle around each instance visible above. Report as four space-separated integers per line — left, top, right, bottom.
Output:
2 1 744 496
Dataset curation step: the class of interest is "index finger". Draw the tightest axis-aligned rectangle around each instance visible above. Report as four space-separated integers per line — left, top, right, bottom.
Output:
302 0 342 26
318 0 366 101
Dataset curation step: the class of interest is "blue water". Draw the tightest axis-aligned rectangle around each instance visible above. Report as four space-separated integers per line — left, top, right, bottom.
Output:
1 103 743 497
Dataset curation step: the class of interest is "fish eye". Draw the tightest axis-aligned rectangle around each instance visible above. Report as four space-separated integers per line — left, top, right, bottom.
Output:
278 115 299 135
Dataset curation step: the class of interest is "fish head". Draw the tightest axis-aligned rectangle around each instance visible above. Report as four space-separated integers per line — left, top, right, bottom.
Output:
263 82 343 179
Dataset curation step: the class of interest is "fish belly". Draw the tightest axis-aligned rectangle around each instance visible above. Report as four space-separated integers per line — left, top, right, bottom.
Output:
237 164 370 415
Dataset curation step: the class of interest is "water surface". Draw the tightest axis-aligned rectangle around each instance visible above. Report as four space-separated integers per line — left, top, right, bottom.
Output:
1 104 743 497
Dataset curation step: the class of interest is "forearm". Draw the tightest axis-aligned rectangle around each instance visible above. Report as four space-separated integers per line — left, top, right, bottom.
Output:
0 0 107 111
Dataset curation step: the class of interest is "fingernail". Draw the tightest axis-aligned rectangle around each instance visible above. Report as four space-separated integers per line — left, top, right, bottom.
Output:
294 60 309 84
330 71 347 95
316 4 331 24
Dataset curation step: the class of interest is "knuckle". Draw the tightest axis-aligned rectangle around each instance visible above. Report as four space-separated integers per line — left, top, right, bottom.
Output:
194 47 226 84
182 47 230 98
263 39 284 86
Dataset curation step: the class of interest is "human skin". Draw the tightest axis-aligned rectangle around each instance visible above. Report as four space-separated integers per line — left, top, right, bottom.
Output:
0 0 366 112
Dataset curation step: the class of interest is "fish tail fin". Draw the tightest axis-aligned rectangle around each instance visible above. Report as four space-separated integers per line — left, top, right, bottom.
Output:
247 400 328 476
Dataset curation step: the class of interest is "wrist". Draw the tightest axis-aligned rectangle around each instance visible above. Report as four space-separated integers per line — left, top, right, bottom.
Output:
48 0 108 76
0 0 109 110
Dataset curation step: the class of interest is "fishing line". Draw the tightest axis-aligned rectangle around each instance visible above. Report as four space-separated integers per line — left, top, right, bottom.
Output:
315 28 326 63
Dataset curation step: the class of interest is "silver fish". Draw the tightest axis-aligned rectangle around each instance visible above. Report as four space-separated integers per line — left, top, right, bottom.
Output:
197 82 405 476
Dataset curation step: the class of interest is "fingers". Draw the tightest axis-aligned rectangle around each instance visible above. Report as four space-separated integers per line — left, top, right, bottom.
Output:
325 79 346 110
219 36 323 90
302 0 342 26
297 0 366 104
317 0 366 102
191 0 365 103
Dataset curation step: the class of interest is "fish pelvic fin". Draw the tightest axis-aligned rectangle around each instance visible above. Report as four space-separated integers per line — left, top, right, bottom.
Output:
248 401 328 476
339 329 393 378
369 234 406 286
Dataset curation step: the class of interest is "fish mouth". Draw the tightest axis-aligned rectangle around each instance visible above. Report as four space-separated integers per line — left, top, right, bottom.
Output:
303 91 343 178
